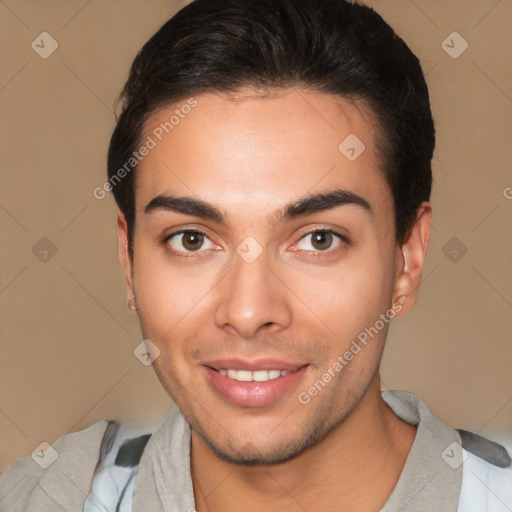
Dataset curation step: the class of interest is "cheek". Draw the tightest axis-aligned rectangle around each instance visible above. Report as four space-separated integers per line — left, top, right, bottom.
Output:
288 248 395 340
132 245 218 337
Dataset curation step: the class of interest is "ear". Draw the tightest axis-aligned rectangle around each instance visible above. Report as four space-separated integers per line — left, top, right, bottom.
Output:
117 212 135 306
392 202 432 316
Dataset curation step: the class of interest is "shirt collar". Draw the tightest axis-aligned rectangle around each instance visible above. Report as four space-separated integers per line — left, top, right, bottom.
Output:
133 390 463 511
379 390 463 511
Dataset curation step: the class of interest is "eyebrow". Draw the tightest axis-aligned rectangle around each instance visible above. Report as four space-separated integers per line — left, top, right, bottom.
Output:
144 188 372 227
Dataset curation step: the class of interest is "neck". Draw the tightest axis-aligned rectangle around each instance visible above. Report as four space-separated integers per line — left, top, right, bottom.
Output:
191 378 417 512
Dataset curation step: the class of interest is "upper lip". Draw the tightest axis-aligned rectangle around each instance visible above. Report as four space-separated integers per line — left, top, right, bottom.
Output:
201 358 309 372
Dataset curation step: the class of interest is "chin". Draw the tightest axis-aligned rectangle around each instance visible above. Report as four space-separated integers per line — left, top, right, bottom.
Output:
192 407 340 467
199 432 311 466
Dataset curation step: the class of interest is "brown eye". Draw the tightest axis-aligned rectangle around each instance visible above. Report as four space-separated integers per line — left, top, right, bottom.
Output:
181 231 204 251
311 231 333 251
295 229 344 253
166 229 216 255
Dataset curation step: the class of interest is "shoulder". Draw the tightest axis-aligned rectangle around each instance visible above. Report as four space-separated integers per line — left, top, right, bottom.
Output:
457 431 512 512
381 390 512 511
0 420 109 512
83 419 154 511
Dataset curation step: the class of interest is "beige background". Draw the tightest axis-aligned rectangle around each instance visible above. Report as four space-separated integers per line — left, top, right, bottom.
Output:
1 0 511 471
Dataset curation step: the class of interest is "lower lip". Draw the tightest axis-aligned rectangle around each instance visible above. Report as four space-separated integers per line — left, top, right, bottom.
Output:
202 366 309 408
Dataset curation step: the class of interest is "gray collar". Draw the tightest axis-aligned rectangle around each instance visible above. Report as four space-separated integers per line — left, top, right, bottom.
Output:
379 390 462 511
133 390 462 511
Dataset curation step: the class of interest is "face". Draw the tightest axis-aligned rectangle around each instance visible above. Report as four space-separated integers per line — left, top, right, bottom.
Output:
118 88 427 464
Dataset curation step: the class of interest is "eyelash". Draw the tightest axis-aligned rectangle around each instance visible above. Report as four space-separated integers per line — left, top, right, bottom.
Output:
162 228 349 259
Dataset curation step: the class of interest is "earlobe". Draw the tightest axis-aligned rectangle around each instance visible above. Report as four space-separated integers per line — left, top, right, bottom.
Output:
392 202 432 316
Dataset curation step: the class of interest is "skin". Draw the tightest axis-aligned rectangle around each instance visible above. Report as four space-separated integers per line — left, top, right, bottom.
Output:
118 87 431 511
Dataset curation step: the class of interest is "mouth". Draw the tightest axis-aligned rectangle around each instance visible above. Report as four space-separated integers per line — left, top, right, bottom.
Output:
201 359 310 408
216 368 291 382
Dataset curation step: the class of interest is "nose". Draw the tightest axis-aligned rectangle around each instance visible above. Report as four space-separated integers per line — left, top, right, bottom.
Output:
213 251 293 339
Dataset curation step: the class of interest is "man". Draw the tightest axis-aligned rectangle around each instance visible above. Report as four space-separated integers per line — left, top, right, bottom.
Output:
1 0 510 511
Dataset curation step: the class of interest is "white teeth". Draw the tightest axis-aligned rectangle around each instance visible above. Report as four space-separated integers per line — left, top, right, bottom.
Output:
252 370 269 382
219 369 290 382
236 370 253 382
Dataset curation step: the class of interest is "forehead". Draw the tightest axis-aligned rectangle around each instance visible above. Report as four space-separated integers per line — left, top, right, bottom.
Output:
136 88 391 223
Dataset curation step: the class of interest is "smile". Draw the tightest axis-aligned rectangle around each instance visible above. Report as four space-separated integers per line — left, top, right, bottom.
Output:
203 363 309 408
217 369 289 382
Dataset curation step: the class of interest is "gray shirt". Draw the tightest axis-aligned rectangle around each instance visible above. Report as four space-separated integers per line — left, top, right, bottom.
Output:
1 390 511 511
132 389 463 511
